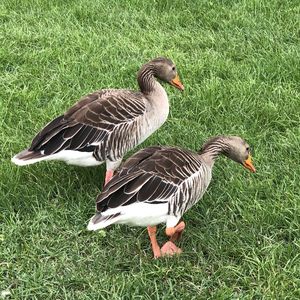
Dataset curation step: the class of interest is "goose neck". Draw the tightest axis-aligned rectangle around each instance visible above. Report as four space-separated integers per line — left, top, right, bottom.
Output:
137 64 157 94
199 136 230 164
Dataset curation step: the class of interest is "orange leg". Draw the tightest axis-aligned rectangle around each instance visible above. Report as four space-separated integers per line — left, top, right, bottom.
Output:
104 170 114 185
170 221 185 243
147 226 161 259
161 221 185 256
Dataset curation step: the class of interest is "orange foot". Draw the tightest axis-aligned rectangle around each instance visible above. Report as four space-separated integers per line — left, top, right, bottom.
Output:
161 241 182 256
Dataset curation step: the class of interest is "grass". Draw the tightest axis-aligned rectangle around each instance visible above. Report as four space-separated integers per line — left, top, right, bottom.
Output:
1 0 300 298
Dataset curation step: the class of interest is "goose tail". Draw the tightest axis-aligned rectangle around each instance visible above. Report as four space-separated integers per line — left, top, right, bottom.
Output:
87 212 121 231
11 149 48 166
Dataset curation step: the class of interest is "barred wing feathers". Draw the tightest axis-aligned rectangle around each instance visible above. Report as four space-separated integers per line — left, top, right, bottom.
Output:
13 89 147 162
95 147 210 217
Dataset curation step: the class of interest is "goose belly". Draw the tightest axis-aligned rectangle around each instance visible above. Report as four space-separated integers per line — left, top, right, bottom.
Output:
102 202 169 227
137 106 169 145
49 150 103 167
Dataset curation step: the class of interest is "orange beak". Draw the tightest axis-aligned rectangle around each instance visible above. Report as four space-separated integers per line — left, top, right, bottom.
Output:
243 155 256 173
169 74 184 91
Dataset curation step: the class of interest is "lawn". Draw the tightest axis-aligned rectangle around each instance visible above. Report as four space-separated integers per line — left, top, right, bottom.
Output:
1 0 300 298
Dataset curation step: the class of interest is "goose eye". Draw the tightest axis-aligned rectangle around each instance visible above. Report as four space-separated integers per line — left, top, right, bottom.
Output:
172 66 176 71
246 146 250 152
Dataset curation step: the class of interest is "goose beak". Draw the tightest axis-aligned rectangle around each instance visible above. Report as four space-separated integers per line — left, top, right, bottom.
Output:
170 74 184 91
243 155 256 173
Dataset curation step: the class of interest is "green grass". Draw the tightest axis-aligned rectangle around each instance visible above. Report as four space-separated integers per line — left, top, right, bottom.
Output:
1 0 300 298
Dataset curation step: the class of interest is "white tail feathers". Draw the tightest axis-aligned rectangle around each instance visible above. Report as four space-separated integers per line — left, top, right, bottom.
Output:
11 153 49 166
87 213 121 231
11 149 103 167
11 149 47 166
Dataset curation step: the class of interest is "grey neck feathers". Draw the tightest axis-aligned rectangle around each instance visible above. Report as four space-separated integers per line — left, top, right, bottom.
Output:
199 136 230 162
137 64 157 94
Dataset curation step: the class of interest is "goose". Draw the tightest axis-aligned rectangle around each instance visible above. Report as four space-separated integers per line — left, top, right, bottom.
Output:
11 57 184 185
87 135 256 258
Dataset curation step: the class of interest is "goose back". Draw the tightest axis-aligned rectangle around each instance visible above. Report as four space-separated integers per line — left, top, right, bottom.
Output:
28 89 163 163
96 146 212 218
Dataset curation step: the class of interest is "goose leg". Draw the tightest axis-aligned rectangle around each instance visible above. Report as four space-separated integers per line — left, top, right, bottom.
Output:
105 159 122 186
170 221 185 243
161 221 185 256
147 226 161 259
104 170 114 185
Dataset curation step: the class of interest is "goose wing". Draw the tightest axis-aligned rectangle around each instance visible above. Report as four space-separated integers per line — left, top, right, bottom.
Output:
29 89 147 156
95 146 205 215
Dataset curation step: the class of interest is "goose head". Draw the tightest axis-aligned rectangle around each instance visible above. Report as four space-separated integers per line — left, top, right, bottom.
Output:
224 136 256 173
138 57 184 91
152 57 184 91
